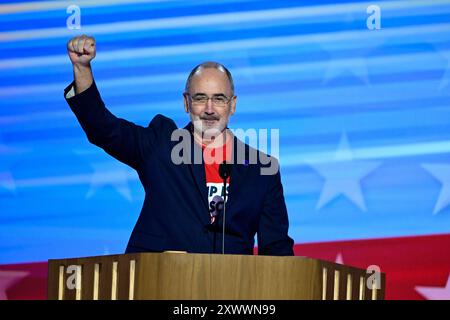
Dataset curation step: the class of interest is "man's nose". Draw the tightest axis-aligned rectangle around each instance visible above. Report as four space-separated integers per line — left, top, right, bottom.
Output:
204 99 214 113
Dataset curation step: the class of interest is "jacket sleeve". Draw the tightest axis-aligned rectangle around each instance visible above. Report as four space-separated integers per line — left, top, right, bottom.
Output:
65 81 161 170
257 161 294 256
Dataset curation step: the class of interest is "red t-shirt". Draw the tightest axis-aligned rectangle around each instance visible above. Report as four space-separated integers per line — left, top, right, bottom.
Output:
202 137 232 224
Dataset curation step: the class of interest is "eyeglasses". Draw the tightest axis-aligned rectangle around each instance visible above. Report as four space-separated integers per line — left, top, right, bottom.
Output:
185 93 233 107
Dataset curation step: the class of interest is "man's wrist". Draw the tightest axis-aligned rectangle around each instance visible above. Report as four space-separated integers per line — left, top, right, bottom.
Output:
73 63 91 73
73 64 93 94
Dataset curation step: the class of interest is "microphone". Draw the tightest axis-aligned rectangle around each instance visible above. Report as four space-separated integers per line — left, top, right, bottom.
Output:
218 161 232 254
219 161 232 181
210 195 224 225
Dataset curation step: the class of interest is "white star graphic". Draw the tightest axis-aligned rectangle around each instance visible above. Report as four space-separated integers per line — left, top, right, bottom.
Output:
416 275 450 300
414 28 450 94
0 270 29 300
86 161 134 202
421 163 450 215
319 29 384 86
423 36 450 92
335 253 344 265
73 149 135 202
439 56 450 91
434 44 450 92
0 133 32 194
323 57 371 86
0 142 30 194
308 133 382 211
0 170 15 193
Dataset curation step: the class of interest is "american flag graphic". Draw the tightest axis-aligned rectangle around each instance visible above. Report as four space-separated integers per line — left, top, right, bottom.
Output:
1 0 450 299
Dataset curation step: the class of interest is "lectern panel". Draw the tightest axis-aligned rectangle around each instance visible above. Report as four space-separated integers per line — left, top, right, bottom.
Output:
48 253 385 300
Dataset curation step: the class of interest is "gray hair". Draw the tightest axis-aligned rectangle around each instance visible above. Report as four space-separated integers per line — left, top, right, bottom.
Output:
185 61 235 95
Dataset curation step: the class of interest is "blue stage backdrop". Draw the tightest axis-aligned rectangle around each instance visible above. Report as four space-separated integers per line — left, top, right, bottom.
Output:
1 0 450 265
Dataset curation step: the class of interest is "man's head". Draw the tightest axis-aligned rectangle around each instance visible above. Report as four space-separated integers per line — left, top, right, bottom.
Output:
183 62 236 141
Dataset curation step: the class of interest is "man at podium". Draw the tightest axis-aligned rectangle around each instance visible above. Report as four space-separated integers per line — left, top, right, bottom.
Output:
64 35 294 256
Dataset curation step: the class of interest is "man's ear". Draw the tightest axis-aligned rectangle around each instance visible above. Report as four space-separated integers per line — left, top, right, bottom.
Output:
229 95 237 116
183 93 190 113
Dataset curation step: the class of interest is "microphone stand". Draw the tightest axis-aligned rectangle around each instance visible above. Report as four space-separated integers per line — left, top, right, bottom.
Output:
219 161 231 255
222 176 227 254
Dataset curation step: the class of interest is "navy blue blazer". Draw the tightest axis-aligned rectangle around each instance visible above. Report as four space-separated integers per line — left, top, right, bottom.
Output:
65 81 294 256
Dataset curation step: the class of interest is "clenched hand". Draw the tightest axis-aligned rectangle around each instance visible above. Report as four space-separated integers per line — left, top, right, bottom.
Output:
67 35 96 94
67 34 96 67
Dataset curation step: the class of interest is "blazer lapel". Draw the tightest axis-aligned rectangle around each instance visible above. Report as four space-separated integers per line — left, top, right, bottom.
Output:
183 123 210 221
226 136 250 211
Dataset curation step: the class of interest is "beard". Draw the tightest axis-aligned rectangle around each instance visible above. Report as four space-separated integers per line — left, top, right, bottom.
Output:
190 113 227 141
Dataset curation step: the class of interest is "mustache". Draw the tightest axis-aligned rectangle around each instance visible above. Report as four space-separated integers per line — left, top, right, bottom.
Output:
200 115 220 121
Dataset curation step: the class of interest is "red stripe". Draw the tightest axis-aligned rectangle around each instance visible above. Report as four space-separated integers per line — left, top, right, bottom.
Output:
2 233 449 299
291 233 450 300
0 262 48 300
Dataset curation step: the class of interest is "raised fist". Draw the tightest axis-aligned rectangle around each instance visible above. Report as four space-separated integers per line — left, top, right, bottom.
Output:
67 35 96 67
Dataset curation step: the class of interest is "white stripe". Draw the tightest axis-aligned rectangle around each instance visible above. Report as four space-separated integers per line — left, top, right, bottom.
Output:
0 48 448 98
282 140 450 167
1 0 448 15
1 22 450 70
15 170 138 188
10 139 450 188
1 0 450 42
0 0 176 14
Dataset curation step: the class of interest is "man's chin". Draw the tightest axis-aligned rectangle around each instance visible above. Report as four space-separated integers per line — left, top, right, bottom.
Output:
202 119 219 127
203 127 226 140
192 120 225 138
200 121 221 132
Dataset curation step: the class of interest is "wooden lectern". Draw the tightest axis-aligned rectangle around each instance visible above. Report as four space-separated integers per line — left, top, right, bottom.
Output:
48 253 385 300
